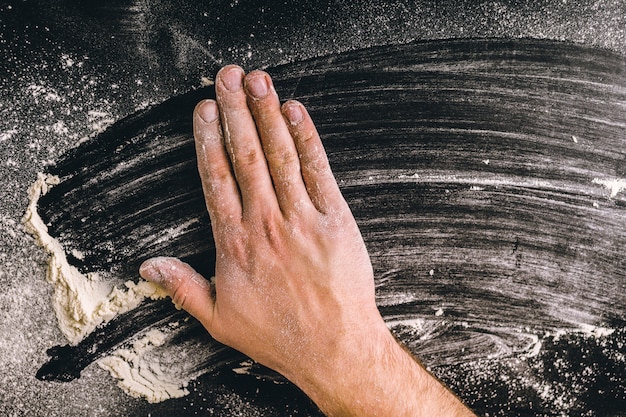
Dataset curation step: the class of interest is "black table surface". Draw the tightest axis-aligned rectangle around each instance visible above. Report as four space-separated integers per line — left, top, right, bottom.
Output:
1 1 625 416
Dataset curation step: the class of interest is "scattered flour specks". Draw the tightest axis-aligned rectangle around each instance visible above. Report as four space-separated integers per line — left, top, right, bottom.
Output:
0 129 18 142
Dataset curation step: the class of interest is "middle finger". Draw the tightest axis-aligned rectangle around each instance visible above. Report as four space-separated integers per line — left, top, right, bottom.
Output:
215 65 278 216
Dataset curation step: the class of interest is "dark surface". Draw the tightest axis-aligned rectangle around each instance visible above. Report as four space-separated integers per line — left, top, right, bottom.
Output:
1 1 625 416
37 39 626 416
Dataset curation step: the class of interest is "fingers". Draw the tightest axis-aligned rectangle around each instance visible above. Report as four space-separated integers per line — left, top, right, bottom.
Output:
281 100 346 214
195 65 344 220
215 65 279 216
193 99 242 224
244 71 312 213
139 257 214 329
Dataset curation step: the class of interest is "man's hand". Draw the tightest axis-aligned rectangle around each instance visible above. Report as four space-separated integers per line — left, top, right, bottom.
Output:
140 65 476 416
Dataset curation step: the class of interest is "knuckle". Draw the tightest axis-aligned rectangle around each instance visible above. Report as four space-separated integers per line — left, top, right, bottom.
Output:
170 278 190 309
239 146 264 168
299 142 326 170
213 165 234 186
300 131 315 144
261 219 281 245
297 130 317 146
248 207 286 252
235 146 267 185
272 152 301 181
223 239 247 262
272 147 299 168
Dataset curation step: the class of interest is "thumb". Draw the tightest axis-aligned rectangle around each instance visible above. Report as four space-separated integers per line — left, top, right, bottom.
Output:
139 257 214 327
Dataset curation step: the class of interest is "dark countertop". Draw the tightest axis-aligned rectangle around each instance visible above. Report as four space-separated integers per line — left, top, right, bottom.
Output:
1 1 624 416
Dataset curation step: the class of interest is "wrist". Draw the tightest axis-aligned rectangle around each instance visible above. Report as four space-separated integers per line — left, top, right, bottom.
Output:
288 316 475 417
290 316 403 415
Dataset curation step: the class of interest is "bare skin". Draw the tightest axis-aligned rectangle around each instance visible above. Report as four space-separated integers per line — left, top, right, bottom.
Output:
139 65 476 416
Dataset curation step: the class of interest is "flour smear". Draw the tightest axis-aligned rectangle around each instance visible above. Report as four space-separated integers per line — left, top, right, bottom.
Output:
22 173 191 403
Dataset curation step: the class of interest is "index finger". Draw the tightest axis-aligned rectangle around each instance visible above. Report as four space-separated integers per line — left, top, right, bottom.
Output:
193 99 242 225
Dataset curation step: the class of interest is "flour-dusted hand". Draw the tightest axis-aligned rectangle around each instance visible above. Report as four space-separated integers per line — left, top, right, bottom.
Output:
143 65 379 379
140 65 476 417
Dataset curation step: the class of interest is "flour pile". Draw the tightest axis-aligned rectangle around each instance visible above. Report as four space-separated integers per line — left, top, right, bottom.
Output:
23 173 190 402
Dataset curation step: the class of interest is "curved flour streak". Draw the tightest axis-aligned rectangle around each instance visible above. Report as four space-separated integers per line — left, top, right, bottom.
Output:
23 173 176 402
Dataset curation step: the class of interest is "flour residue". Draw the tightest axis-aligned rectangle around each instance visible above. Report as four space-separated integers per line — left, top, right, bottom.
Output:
592 177 626 197
23 173 167 344
22 173 184 403
98 329 190 403
547 323 616 342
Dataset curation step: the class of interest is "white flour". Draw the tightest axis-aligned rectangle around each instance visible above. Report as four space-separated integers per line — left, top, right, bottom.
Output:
97 329 190 403
22 173 190 403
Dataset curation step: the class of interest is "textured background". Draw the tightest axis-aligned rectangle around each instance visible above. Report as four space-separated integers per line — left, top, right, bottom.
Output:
1 1 625 416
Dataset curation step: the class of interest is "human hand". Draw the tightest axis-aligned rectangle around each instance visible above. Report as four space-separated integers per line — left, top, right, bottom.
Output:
140 65 476 417
140 64 386 385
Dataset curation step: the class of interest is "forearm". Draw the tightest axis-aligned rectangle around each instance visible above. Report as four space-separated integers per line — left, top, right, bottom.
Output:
293 320 476 417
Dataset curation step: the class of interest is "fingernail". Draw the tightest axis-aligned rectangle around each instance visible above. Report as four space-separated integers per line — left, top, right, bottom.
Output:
245 73 270 99
139 258 168 284
284 102 303 125
220 66 243 91
196 100 218 123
